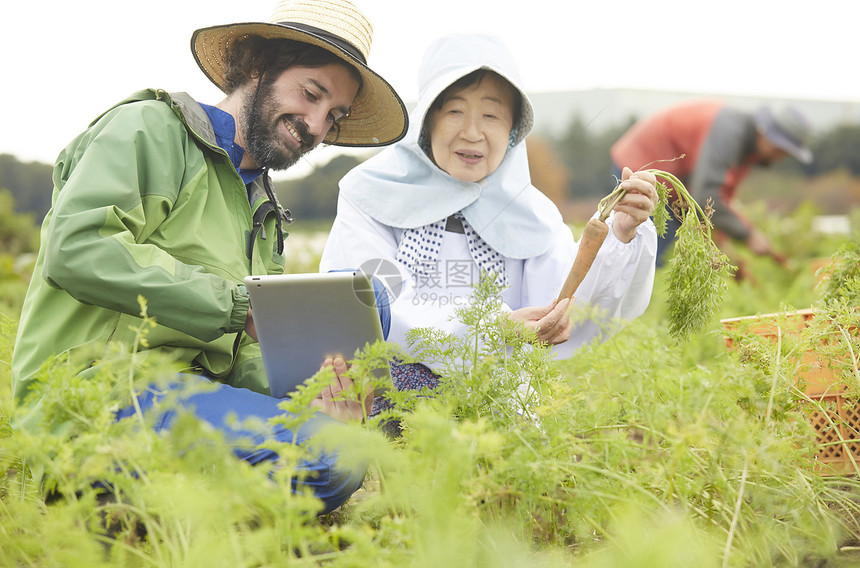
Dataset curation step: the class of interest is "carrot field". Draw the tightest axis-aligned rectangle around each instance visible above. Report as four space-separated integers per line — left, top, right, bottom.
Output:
2 204 860 567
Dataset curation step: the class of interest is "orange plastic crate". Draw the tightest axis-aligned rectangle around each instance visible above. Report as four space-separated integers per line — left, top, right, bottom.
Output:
721 309 860 475
805 394 860 475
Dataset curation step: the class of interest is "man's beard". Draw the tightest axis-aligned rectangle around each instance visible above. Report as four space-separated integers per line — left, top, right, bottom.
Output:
240 79 314 171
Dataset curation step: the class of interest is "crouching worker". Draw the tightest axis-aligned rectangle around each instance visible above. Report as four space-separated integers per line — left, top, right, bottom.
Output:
10 0 408 514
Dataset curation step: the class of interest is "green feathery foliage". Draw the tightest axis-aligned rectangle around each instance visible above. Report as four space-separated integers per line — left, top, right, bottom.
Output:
817 239 860 308
3 228 860 566
600 169 735 339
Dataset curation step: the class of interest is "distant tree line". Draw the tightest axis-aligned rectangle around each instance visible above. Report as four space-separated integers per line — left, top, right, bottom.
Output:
274 120 860 219
0 189 39 257
4 120 860 221
0 155 53 220
274 154 362 222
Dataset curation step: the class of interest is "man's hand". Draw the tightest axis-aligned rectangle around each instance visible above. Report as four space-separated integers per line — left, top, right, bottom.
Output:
509 297 573 345
746 228 790 266
309 357 373 423
245 308 258 341
746 228 774 257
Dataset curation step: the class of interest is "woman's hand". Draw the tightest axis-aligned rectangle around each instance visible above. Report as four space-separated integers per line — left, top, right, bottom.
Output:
611 167 658 243
509 297 573 345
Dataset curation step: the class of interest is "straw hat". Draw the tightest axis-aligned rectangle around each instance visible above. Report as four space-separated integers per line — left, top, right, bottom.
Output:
191 0 407 147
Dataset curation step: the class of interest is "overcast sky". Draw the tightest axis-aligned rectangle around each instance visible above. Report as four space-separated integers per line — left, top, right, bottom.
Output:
3 0 856 169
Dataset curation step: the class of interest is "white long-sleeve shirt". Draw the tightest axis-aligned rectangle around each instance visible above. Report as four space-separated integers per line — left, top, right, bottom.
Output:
320 193 657 364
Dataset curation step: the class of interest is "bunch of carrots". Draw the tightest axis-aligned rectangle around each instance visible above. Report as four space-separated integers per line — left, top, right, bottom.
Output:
557 166 734 339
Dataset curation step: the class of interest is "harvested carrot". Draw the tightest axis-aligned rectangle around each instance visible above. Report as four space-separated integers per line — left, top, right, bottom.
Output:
556 218 609 301
556 177 625 302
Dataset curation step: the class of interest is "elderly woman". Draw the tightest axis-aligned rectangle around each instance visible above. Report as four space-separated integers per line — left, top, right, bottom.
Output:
320 33 658 408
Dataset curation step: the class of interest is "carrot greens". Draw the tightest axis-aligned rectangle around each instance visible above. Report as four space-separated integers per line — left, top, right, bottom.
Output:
3 241 860 565
598 168 735 339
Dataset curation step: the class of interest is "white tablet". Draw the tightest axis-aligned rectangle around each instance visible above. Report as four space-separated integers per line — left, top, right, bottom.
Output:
244 271 388 398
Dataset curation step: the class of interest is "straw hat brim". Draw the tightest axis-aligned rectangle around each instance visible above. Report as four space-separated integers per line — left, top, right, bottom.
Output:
191 22 407 147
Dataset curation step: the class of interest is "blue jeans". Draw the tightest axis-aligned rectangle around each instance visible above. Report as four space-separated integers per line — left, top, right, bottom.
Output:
114 272 390 513
116 378 367 514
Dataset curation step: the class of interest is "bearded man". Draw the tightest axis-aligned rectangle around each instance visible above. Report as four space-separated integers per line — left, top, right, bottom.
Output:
11 0 407 514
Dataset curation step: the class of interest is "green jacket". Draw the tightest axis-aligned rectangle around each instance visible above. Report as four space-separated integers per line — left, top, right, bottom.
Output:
11 89 287 402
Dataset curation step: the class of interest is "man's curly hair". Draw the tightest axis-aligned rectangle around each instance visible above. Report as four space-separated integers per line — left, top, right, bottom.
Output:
222 36 363 95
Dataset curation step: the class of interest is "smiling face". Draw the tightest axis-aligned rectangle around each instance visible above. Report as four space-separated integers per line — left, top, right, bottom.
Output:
425 72 517 183
241 63 360 171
